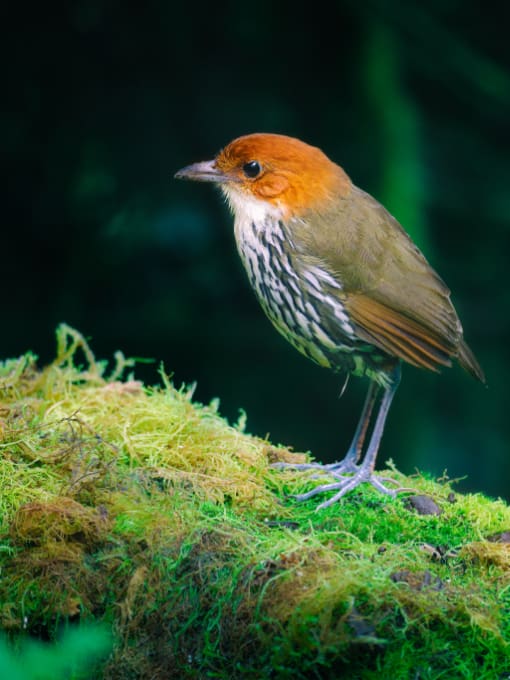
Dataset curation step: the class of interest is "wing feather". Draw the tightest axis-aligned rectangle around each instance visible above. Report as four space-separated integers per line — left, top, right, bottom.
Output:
291 185 485 381
345 293 453 372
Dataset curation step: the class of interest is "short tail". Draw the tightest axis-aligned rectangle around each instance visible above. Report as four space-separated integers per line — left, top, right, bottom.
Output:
458 339 486 384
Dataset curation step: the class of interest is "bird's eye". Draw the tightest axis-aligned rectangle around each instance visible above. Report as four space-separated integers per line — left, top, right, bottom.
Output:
242 161 261 178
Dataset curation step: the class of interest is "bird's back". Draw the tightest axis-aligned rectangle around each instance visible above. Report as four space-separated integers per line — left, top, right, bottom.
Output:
289 185 485 382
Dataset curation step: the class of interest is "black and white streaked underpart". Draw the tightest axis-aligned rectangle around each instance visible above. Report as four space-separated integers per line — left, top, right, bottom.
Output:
233 211 394 387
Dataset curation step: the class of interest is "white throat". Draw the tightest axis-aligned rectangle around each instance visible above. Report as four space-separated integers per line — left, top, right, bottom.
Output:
221 185 284 225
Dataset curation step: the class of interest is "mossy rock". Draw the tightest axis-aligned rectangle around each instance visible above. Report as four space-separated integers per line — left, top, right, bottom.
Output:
0 326 509 679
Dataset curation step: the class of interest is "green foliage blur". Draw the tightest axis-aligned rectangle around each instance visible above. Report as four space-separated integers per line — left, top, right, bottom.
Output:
2 2 509 497
0 626 111 679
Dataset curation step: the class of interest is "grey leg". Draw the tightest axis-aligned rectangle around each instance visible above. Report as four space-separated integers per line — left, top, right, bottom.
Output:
329 380 379 470
272 380 379 474
294 364 402 508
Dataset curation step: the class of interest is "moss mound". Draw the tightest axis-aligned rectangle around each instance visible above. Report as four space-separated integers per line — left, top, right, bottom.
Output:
0 325 509 679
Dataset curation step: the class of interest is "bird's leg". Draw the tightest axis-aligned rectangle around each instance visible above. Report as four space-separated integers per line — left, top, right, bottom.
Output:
271 380 379 475
294 364 402 509
327 380 379 473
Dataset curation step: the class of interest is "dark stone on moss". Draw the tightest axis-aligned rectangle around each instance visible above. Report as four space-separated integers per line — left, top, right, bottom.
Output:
487 531 510 543
390 569 444 591
405 495 442 515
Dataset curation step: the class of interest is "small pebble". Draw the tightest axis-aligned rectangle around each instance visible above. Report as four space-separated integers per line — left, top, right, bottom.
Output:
487 531 510 543
405 495 442 516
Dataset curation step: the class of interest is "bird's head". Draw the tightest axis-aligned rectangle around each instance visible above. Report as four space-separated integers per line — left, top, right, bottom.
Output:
175 133 351 220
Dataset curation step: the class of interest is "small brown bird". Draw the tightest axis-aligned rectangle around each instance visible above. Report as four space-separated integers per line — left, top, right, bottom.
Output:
175 133 485 508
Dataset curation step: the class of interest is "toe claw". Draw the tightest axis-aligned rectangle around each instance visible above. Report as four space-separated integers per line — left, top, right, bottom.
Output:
273 458 400 508
291 469 399 508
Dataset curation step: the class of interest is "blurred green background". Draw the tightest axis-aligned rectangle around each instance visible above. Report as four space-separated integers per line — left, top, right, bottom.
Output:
3 2 508 498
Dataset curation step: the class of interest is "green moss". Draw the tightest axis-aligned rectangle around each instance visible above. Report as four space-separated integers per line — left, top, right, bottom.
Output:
0 325 509 678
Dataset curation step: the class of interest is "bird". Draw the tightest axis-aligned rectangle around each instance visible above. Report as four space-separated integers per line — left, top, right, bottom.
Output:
175 133 485 509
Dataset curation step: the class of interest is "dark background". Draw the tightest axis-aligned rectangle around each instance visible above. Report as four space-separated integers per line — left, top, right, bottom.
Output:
3 2 509 498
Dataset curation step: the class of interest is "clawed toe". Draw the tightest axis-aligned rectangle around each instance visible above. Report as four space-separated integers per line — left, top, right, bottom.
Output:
290 465 401 509
271 458 358 475
271 461 326 471
273 458 402 508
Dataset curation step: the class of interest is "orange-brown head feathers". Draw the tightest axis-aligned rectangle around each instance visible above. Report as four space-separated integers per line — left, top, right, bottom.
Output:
216 134 352 217
176 133 352 219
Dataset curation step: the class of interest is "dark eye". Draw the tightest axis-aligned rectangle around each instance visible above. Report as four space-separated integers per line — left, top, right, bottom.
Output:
242 161 261 178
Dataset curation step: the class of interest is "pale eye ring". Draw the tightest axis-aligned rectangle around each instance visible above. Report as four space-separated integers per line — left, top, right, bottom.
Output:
242 161 261 178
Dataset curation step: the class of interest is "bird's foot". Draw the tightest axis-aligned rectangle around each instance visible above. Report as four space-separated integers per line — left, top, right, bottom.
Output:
293 466 401 510
272 456 358 476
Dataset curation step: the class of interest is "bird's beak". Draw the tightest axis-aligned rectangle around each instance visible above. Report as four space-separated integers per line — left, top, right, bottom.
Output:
174 160 231 184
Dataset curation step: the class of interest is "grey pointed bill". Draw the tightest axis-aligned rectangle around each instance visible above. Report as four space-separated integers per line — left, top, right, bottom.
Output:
174 160 230 183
